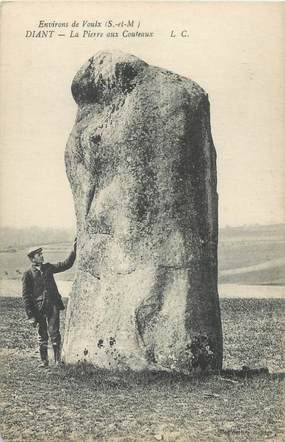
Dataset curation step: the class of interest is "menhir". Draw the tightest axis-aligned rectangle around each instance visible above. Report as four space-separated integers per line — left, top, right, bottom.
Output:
62 51 223 373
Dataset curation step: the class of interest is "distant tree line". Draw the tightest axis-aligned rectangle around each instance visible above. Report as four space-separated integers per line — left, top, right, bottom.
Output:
0 224 284 249
0 226 74 249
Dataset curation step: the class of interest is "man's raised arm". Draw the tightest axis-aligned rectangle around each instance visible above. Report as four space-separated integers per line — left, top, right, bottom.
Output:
48 237 77 274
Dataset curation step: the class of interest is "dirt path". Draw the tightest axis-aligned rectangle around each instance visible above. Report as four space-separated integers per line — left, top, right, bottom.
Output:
220 257 285 276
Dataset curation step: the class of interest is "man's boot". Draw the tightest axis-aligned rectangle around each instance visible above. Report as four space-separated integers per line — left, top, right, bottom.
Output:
53 344 61 366
39 346 49 368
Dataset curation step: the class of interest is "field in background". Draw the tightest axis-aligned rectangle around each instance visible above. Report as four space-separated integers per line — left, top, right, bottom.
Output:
218 225 285 285
1 224 284 286
1 297 284 441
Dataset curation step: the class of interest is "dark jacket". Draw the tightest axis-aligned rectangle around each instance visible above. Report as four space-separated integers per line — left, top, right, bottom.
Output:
22 250 76 320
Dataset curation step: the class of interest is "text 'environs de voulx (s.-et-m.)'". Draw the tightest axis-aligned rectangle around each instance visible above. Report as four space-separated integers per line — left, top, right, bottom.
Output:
24 19 190 39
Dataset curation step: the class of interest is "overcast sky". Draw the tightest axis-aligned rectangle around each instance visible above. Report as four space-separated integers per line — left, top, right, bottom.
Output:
1 2 284 229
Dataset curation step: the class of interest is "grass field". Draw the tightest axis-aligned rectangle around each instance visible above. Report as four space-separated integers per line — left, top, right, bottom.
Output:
1 297 284 442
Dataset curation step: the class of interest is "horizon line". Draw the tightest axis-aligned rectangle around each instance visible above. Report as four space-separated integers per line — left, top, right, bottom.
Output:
1 222 284 231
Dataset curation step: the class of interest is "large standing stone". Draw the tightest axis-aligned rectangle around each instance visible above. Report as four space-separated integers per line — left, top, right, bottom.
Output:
63 51 223 373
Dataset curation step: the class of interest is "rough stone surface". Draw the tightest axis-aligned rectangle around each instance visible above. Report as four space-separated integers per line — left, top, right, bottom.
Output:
62 51 223 373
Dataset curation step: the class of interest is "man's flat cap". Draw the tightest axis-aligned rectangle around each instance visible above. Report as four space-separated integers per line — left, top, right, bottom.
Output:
27 247 43 258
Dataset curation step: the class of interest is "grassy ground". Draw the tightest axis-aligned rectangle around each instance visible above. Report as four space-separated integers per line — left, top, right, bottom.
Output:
1 297 284 442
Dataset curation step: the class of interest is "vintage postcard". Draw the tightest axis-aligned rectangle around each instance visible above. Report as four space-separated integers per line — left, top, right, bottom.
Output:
0 2 284 441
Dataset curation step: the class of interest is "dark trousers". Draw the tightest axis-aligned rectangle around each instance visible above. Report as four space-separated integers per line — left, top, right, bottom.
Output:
37 304 61 351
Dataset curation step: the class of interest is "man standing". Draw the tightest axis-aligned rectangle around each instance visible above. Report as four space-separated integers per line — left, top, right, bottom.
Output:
22 238 77 367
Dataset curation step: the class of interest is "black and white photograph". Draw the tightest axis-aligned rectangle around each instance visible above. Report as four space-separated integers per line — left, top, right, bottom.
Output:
0 1 284 441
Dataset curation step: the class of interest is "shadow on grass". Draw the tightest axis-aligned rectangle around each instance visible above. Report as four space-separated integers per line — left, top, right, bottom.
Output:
222 366 285 380
53 362 285 389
